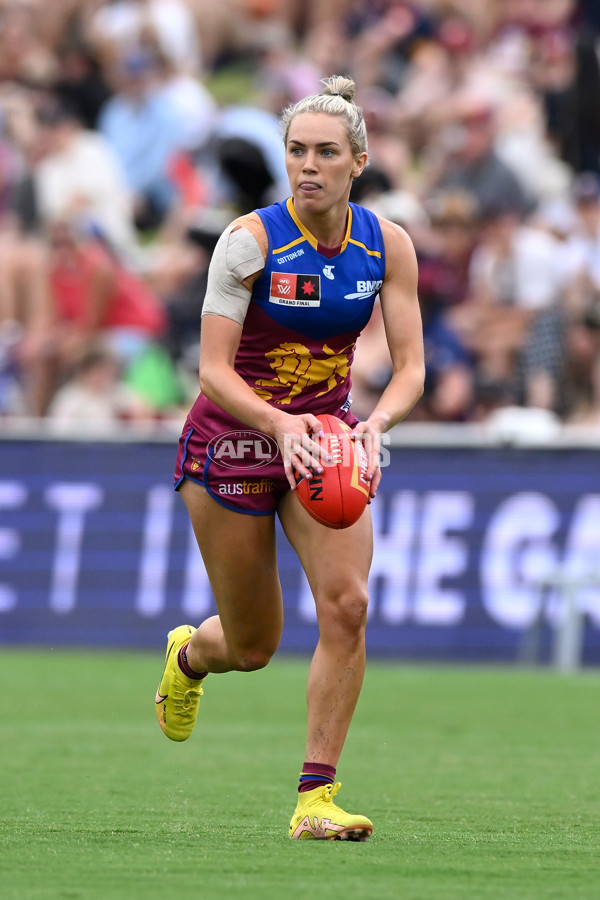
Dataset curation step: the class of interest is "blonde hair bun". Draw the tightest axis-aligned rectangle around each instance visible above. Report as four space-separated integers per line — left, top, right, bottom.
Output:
279 74 368 158
321 75 356 104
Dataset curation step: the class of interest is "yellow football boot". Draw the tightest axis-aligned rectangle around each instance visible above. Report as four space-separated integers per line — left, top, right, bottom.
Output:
155 624 204 741
289 782 373 841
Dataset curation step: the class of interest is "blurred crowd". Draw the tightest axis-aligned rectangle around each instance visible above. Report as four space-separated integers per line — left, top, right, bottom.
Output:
1 0 600 434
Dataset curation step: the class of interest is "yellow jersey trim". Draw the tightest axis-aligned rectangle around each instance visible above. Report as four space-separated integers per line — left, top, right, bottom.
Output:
272 235 306 254
348 238 382 258
283 197 354 254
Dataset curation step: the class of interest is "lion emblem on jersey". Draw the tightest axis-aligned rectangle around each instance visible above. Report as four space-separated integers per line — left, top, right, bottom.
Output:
254 341 354 404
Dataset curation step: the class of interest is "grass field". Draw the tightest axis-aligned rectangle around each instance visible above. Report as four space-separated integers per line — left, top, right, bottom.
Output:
2 650 599 900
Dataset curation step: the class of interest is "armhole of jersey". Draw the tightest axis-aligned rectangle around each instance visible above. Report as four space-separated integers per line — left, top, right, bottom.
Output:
253 208 274 291
373 210 386 275
349 202 387 276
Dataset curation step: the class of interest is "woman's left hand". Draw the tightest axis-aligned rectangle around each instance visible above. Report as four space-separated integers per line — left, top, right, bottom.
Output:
351 418 386 500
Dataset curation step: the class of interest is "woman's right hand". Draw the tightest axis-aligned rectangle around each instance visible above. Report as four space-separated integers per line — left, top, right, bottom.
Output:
271 411 331 490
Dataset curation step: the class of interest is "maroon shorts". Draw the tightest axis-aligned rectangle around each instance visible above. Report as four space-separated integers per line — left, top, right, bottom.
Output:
174 415 289 515
174 397 358 516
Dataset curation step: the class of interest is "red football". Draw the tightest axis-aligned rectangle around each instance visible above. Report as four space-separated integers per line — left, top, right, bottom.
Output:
294 414 370 529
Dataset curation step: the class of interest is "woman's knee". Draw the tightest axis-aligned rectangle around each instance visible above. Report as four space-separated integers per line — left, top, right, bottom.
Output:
317 585 369 638
225 624 282 672
229 642 278 672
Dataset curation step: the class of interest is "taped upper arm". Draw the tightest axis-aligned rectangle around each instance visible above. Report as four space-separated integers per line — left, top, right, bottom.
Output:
202 214 267 325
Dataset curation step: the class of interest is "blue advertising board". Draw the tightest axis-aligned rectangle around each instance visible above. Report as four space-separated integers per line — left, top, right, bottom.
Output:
1 437 600 663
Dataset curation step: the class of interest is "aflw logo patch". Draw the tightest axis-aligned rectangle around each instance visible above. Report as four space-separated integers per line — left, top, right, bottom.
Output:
269 272 321 307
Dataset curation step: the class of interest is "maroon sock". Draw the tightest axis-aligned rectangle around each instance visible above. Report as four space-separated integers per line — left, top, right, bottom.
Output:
178 642 207 680
298 761 336 793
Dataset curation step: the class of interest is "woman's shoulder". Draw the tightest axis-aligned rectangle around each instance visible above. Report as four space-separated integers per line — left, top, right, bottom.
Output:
228 212 268 258
376 215 417 257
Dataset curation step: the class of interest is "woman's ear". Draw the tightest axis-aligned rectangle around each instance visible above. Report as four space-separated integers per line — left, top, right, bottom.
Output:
351 152 368 180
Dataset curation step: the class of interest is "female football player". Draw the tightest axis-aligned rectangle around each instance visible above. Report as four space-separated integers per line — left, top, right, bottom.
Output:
155 75 425 840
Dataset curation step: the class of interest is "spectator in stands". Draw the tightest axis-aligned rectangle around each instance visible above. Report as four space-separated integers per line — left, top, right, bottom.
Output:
51 40 113 131
529 19 600 176
561 307 600 427
349 165 393 206
254 26 322 113
0 97 52 415
0 131 23 227
562 172 600 313
521 171 600 414
211 103 289 214
0 82 42 234
0 0 58 84
33 98 140 265
418 307 475 422
98 49 186 231
152 208 230 376
416 189 481 420
427 93 534 220
88 0 203 75
349 0 434 96
422 189 480 311
152 48 217 155
46 342 154 433
393 14 508 156
45 218 167 408
0 233 51 416
354 86 411 192
456 200 564 403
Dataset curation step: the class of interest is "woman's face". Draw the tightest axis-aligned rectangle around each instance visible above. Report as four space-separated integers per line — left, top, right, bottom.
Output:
285 112 366 216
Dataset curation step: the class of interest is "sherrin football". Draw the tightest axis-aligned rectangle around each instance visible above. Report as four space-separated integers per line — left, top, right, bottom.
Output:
294 414 370 529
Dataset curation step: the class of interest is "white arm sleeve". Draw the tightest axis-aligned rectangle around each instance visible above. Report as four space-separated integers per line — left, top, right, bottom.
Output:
201 224 265 326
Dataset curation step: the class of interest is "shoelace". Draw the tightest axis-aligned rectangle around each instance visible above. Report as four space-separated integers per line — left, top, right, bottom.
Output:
321 782 342 803
177 685 203 716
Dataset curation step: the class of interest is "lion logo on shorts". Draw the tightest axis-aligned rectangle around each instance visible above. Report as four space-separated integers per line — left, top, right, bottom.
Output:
253 341 354 404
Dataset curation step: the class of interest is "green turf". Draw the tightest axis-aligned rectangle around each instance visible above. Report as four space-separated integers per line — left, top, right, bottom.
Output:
2 650 599 900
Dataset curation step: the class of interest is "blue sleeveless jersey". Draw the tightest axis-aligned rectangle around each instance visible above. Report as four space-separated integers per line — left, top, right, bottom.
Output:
232 197 386 415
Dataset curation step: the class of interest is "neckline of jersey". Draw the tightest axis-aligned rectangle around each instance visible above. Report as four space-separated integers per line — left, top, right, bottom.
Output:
286 196 352 256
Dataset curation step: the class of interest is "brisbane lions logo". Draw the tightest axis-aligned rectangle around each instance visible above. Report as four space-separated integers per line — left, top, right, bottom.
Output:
254 341 354 404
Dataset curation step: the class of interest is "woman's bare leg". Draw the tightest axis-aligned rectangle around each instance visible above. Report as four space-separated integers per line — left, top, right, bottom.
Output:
278 492 373 766
179 479 284 673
